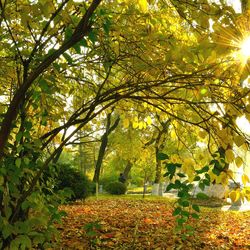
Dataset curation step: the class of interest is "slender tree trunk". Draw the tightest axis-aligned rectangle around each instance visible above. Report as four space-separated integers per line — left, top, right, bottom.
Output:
93 134 108 183
122 161 133 180
154 147 162 184
93 113 120 183
154 119 171 183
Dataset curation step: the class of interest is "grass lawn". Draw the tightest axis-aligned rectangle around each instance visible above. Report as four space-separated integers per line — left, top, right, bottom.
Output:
54 195 250 249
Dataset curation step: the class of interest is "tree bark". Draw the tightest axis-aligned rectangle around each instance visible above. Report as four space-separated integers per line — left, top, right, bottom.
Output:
154 147 163 184
93 113 120 183
154 119 171 183
122 161 133 180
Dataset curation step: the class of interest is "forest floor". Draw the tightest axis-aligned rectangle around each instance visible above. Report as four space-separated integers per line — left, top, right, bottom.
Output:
54 195 250 249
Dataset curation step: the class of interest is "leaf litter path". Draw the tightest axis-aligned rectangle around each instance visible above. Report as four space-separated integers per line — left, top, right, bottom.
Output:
56 197 250 249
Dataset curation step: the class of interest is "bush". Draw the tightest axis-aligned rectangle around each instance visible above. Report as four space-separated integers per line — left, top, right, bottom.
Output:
55 164 94 200
99 175 118 191
105 181 127 195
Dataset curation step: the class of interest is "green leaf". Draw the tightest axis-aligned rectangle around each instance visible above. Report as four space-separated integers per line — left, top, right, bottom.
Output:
203 179 210 186
103 18 111 35
78 38 88 47
63 52 73 64
178 191 190 199
192 204 200 212
174 180 181 188
88 30 97 44
23 157 30 166
65 26 73 41
0 175 4 185
199 182 205 191
24 121 32 130
177 173 186 178
193 176 200 181
191 213 199 219
166 183 175 191
39 79 50 93
157 152 169 160
2 224 13 239
166 163 176 175
173 207 182 216
16 132 23 142
196 165 209 174
176 217 187 225
196 192 209 200
15 158 21 168
10 235 31 250
181 210 190 217
212 167 221 176
179 199 189 207
185 225 194 231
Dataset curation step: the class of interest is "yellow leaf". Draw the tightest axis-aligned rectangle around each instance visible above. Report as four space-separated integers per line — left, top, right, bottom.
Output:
220 172 228 186
138 0 148 12
246 104 250 113
240 143 249 152
134 116 138 123
242 174 250 186
170 130 176 139
132 121 138 129
225 149 234 163
234 135 245 147
123 118 130 128
146 116 152 125
235 156 243 168
229 190 240 202
198 130 206 139
138 121 144 130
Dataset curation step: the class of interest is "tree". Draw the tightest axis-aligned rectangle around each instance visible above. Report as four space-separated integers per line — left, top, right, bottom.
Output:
93 110 120 183
1 0 250 247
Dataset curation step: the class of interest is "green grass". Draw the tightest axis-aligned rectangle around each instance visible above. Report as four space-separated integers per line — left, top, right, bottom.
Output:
127 185 152 194
86 193 175 204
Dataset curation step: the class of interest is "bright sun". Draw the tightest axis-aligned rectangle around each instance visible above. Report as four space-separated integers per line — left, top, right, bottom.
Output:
240 36 250 59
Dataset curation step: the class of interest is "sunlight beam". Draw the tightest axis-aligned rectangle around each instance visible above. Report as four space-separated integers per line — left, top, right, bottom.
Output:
240 36 250 58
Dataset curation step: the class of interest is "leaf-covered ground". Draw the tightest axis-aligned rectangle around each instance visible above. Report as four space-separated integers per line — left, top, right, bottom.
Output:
55 196 250 249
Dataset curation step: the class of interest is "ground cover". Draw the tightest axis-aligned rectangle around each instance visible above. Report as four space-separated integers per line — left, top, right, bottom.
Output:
55 195 250 249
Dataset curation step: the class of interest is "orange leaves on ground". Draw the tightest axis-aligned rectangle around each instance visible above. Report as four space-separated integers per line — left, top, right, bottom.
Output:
55 198 250 249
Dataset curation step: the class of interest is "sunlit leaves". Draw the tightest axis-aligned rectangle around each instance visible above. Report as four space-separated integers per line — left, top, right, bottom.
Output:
225 149 235 163
229 190 240 203
123 118 130 128
242 174 250 186
234 135 245 147
138 0 148 13
235 156 244 168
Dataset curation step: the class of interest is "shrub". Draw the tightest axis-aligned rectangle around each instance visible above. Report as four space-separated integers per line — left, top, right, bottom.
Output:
105 181 127 195
99 175 118 191
55 164 94 200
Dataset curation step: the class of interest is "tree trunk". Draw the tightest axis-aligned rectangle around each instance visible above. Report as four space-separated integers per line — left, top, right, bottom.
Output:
154 147 162 184
93 113 120 183
93 134 108 183
154 119 171 183
122 161 133 180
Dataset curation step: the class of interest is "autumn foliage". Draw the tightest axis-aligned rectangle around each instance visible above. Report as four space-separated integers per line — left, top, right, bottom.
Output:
56 197 250 249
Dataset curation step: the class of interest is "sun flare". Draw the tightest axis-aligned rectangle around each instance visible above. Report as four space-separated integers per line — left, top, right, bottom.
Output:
240 36 250 59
